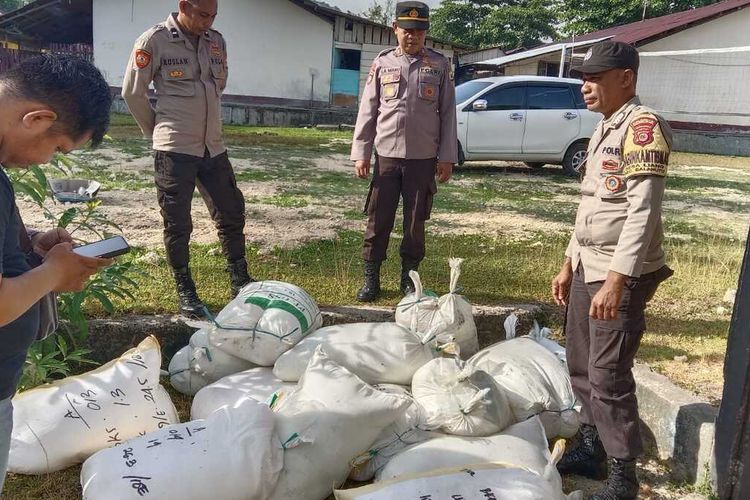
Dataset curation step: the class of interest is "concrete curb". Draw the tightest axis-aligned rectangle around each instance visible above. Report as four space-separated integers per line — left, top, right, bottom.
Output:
634 364 717 488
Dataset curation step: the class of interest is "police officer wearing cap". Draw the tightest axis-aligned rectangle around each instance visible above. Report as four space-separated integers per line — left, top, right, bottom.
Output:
122 0 253 319
551 41 674 500
352 1 457 302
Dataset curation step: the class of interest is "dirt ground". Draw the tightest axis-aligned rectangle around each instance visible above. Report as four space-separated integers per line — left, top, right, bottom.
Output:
16 147 578 251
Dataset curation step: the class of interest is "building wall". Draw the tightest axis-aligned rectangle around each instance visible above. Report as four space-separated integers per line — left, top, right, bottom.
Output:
93 0 333 103
637 8 750 129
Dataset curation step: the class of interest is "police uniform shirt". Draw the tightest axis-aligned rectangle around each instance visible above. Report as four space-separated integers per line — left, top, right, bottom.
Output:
566 97 673 283
122 13 228 158
351 47 458 163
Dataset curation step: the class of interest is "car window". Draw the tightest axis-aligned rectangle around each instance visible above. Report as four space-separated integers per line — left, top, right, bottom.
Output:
455 81 493 104
527 86 575 110
479 85 525 111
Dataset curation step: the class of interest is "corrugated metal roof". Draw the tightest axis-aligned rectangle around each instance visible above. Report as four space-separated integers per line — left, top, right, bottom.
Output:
568 0 750 46
0 0 91 44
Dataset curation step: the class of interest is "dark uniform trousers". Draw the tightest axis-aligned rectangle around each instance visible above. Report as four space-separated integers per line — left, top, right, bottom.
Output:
565 264 672 460
362 155 437 263
154 149 246 269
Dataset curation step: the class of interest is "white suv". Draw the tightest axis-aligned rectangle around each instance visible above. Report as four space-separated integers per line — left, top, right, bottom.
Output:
455 76 600 175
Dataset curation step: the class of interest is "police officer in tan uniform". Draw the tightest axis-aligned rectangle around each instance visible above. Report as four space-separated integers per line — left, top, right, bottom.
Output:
352 1 457 302
551 41 674 500
122 0 252 319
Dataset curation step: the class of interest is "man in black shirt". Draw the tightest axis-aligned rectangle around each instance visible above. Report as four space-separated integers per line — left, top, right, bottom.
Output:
0 54 114 493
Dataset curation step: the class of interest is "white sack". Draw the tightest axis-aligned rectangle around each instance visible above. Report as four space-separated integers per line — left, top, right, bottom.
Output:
376 415 552 482
273 322 441 385
10 336 178 474
169 329 255 396
81 397 282 500
468 337 579 438
411 357 513 436
395 259 479 359
349 384 436 482
337 462 582 500
191 367 296 420
209 280 322 366
268 347 411 500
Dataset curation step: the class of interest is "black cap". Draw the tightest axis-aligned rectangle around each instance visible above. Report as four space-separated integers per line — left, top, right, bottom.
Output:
395 1 430 30
571 41 640 77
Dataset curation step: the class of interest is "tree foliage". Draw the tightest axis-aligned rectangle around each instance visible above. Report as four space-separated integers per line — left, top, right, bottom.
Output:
555 0 720 37
361 0 396 26
430 0 557 50
0 0 27 14
429 0 722 49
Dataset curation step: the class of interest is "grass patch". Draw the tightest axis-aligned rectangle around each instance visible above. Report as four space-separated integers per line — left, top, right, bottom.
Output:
254 194 309 208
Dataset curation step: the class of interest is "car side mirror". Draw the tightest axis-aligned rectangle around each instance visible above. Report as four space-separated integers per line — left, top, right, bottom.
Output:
472 99 488 111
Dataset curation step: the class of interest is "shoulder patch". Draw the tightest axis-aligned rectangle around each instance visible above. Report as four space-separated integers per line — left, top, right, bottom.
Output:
134 49 152 69
622 114 670 178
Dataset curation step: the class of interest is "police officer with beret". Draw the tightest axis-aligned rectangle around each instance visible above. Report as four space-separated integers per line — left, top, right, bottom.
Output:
122 0 253 319
352 1 457 302
551 41 674 500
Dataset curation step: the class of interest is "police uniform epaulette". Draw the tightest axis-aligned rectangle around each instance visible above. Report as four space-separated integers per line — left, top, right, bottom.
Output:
376 47 397 58
425 47 449 62
138 24 166 44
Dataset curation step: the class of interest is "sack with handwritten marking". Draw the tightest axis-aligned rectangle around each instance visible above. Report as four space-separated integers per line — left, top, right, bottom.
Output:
81 397 282 500
9 336 178 474
208 281 323 366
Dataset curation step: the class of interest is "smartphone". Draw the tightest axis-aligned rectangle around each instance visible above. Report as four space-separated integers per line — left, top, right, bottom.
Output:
72 236 131 259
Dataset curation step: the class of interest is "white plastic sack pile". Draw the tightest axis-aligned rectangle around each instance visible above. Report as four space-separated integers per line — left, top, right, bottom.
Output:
469 337 579 438
169 329 255 396
411 357 513 436
505 313 568 368
336 463 582 500
268 347 411 500
10 336 179 474
191 367 296 420
395 259 479 358
273 322 444 385
208 280 323 366
376 415 553 481
81 397 282 500
349 384 436 482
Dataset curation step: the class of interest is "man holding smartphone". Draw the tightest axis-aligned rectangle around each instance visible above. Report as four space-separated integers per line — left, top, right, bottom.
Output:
0 54 114 494
122 0 252 319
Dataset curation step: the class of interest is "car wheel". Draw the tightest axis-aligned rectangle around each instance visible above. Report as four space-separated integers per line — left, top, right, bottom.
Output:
524 162 545 169
562 141 588 176
457 141 465 166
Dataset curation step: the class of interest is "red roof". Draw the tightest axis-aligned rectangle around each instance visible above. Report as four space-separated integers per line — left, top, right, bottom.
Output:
569 0 750 46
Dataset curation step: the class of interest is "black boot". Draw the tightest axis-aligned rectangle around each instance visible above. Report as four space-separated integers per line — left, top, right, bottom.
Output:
356 261 381 302
173 267 208 319
557 424 608 480
400 258 420 295
589 458 639 500
227 258 255 297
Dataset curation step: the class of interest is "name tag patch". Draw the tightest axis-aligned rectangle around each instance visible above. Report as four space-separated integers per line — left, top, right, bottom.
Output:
419 66 441 77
